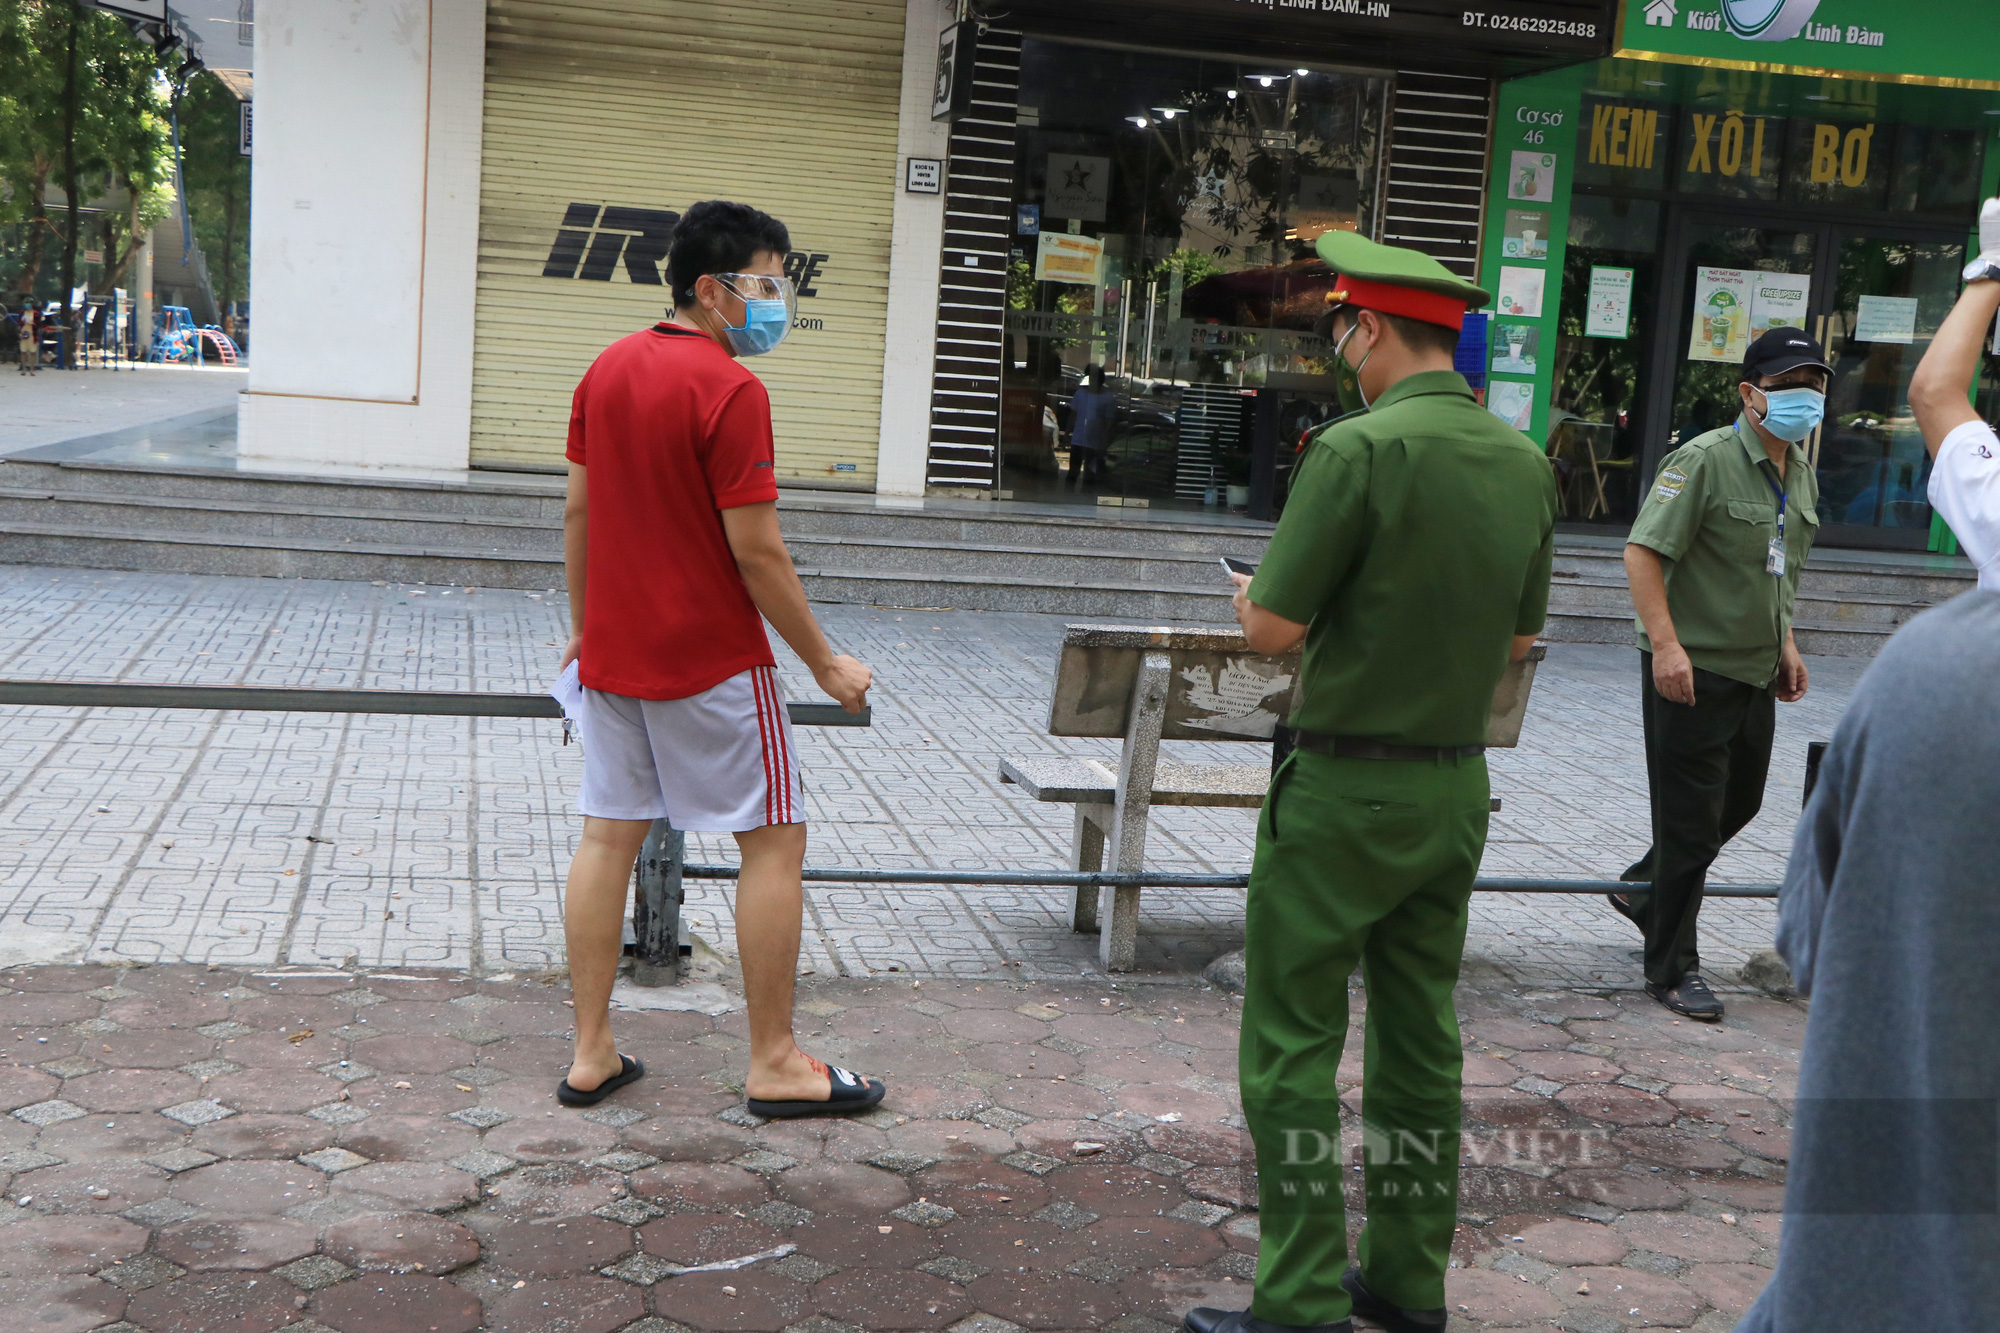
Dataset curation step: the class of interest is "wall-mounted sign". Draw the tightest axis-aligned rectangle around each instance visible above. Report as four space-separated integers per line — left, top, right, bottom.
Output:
1045 154 1110 223
1507 151 1559 203
1034 231 1104 286
905 158 942 194
1488 380 1538 430
1616 0 2000 90
1502 209 1550 259
238 101 252 157
932 21 976 122
1016 204 1041 236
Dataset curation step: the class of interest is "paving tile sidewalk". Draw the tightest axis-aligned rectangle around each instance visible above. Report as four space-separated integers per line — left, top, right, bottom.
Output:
0 960 1796 1333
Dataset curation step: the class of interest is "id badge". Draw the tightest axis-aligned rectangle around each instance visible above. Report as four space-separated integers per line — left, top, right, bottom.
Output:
1766 537 1786 578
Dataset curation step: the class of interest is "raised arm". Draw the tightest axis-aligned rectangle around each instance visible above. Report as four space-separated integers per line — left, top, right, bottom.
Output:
720 501 872 713
1909 280 2000 456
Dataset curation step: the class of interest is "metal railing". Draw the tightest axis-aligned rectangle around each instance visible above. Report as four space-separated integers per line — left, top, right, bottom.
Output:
0 679 1781 987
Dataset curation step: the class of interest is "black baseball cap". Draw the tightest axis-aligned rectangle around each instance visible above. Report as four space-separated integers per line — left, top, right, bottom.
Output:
1742 327 1831 382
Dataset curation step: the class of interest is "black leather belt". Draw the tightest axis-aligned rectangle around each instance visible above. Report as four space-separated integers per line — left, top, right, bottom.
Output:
1290 730 1485 762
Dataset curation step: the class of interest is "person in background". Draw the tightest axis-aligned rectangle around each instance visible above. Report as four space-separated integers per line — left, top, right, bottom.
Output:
1908 194 2000 587
557 200 884 1119
1613 327 1826 1021
1067 363 1115 491
21 304 42 375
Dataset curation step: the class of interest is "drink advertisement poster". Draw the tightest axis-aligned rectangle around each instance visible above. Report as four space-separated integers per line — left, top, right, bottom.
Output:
1687 266 1752 363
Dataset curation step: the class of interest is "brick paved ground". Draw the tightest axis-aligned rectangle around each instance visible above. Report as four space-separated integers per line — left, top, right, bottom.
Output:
0 960 1798 1333
0 566 1861 990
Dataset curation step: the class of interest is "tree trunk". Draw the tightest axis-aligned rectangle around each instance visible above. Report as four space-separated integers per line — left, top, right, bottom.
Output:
15 168 52 299
100 180 144 292
58 0 82 316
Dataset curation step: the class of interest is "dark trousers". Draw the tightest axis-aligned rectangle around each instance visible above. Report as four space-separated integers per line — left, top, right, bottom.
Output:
1067 445 1102 488
1620 652 1776 986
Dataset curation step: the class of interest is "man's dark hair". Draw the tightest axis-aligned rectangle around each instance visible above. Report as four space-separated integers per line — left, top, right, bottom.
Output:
668 201 791 309
1315 304 1460 358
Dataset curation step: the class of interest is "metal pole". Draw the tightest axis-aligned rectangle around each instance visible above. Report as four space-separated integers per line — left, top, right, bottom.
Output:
676 865 1780 898
630 820 687 986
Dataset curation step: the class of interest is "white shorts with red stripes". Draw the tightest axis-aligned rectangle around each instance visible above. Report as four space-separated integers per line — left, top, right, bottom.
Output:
575 665 803 831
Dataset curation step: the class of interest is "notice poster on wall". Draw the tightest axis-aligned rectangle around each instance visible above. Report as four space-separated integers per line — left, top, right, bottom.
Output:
1749 271 1811 340
1585 266 1633 339
1488 380 1536 431
1495 266 1546 320
1034 231 1104 286
1687 266 1753 363
1491 323 1539 375
1854 294 1919 344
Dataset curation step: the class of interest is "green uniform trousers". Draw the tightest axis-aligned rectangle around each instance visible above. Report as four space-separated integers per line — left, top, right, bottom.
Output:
1618 652 1776 986
1241 747 1490 1327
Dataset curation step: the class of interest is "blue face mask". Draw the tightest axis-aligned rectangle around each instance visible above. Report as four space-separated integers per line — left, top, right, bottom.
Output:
712 272 798 358
722 299 791 357
1751 386 1824 442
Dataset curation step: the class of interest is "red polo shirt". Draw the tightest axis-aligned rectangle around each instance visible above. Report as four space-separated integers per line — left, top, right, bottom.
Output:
565 324 779 700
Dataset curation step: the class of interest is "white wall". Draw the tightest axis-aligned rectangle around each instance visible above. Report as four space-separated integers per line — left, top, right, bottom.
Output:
873 0 954 497
238 0 486 472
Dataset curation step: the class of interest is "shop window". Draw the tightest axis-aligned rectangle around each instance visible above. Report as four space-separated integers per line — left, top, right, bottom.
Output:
1781 115 1890 209
1000 38 1389 512
1887 125 1985 216
1549 195 1661 527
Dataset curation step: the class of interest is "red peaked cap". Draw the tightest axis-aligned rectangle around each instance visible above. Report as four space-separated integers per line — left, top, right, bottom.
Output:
1328 274 1470 332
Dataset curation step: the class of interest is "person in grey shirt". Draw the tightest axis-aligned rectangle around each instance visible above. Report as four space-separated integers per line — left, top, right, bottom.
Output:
1735 591 2000 1331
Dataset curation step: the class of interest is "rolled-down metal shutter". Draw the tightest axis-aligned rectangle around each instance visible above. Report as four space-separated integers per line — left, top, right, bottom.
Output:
1380 70 1494 282
471 1 905 484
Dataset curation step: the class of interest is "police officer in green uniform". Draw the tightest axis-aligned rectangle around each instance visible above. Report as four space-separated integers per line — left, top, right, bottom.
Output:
1187 232 1558 1333
1610 328 1825 1021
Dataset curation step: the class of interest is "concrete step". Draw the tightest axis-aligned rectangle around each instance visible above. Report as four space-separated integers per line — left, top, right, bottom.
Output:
0 519 565 589
796 567 1236 622
776 499 1276 557
0 457 565 519
1543 603 1895 657
785 532 1233 584
1549 574 1931 628
0 486 564 553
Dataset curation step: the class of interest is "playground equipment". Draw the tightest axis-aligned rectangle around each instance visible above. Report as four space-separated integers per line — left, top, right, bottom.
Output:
148 305 240 366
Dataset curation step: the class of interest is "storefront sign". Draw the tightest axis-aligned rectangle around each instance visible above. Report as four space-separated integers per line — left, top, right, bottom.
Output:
998 0 1613 60
1854 293 1918 343
1617 0 2000 89
1587 103 1661 168
1034 231 1104 286
1586 266 1634 338
1045 155 1110 223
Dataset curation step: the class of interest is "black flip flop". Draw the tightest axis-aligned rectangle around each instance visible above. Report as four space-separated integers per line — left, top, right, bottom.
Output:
747 1062 887 1120
556 1053 645 1107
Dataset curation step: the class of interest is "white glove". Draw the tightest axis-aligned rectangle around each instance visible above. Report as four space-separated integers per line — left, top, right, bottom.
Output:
1981 196 2000 263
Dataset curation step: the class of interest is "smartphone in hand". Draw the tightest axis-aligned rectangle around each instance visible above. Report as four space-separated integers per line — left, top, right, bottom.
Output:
1220 556 1258 579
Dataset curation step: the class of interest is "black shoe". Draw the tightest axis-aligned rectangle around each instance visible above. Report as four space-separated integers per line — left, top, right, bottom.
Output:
1605 890 1646 929
1184 1310 1352 1333
1646 972 1724 1021
1341 1267 1447 1333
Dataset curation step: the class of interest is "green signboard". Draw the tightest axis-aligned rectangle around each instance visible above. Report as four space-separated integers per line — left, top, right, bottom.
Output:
1478 78 1583 448
1616 0 2000 89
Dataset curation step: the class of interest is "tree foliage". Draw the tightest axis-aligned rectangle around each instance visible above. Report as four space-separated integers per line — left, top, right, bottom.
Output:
178 69 248 311
0 0 174 302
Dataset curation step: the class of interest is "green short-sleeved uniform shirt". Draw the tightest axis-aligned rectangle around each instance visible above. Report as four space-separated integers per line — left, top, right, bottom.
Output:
1247 370 1559 747
1625 418 1819 689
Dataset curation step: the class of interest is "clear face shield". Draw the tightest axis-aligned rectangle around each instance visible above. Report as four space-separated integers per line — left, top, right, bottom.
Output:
708 272 799 358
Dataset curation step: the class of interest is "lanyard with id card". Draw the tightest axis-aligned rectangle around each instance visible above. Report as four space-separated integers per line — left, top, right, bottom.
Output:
1762 469 1787 578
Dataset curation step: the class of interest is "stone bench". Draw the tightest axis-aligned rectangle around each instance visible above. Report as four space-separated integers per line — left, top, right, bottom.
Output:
1001 624 1545 971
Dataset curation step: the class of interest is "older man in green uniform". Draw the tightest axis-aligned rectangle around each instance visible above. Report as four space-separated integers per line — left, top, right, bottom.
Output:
1187 233 1557 1333
1611 329 1824 1021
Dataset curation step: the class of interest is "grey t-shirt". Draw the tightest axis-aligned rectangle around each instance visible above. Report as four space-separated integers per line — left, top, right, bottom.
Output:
1737 591 2000 1331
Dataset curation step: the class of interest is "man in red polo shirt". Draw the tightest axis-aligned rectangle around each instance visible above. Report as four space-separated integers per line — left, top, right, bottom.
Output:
556 200 883 1118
